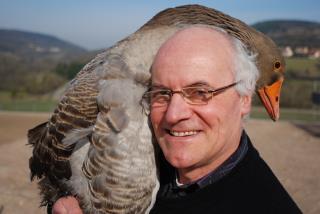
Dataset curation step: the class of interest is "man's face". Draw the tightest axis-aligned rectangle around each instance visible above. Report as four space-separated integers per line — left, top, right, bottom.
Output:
150 28 251 181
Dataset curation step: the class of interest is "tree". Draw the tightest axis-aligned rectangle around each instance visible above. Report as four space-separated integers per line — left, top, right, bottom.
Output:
54 62 85 80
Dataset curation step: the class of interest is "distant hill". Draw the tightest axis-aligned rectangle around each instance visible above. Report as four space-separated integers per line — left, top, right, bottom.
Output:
252 20 320 48
0 29 92 93
0 29 87 63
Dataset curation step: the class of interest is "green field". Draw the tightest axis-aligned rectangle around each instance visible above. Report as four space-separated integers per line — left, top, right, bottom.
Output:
286 57 320 76
251 106 320 122
0 91 57 112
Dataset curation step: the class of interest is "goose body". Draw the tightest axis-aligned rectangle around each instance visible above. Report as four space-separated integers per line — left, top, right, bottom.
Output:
29 4 285 213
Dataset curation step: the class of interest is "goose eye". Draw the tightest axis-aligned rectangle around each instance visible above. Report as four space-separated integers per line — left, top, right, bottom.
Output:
274 61 281 69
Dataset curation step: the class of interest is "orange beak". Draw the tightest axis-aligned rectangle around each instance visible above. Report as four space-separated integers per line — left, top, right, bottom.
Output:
257 78 283 121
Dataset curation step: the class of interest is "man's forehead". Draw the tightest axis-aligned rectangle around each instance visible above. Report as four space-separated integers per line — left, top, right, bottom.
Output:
158 27 232 53
152 26 234 68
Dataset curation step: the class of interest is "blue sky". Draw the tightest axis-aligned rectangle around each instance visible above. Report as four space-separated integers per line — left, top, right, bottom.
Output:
1 0 319 50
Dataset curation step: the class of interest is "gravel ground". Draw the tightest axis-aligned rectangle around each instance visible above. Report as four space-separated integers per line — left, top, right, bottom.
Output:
0 111 319 214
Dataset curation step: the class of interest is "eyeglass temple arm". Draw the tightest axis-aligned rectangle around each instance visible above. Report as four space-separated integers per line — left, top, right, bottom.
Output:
210 81 239 95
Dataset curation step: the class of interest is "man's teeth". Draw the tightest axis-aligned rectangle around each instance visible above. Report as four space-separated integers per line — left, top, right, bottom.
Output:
170 130 198 137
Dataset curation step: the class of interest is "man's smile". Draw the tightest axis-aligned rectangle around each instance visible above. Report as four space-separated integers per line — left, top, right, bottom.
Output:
169 130 199 137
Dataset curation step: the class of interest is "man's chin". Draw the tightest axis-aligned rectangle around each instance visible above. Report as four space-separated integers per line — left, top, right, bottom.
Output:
166 155 195 170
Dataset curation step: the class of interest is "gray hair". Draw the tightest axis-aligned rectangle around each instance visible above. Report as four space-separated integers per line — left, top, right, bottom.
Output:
231 37 259 96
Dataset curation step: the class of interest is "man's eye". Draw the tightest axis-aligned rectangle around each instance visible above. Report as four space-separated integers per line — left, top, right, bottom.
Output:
188 88 209 97
153 90 170 97
150 90 171 103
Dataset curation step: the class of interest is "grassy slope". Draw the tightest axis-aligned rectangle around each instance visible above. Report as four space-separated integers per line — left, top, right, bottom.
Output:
286 57 319 75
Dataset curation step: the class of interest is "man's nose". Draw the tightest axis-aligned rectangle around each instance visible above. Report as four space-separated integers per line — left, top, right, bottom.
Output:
164 93 193 124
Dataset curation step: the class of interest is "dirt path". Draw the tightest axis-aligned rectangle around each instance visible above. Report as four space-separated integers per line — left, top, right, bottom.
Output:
0 112 49 214
0 112 319 214
0 111 50 146
245 120 320 214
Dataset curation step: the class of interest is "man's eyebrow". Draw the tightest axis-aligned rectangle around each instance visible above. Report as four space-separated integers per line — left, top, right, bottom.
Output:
187 81 211 87
150 84 169 90
150 81 212 89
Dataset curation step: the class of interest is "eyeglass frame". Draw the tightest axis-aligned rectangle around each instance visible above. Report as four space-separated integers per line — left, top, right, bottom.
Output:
140 81 240 114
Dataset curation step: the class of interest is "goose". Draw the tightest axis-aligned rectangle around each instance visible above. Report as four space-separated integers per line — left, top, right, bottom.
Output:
28 4 285 213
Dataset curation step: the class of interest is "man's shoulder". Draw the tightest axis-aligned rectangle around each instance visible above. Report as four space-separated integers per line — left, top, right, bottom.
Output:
228 135 284 190
219 136 302 213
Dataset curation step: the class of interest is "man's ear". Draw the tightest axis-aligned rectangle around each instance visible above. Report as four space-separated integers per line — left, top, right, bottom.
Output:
240 94 252 117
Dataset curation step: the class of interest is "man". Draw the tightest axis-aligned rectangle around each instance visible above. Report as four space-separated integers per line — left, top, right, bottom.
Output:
52 27 301 213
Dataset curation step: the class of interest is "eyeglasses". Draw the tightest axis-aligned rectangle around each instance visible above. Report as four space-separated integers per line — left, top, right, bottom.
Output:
141 81 239 114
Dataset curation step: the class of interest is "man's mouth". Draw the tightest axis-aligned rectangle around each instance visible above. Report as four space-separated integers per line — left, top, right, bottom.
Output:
169 130 198 137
